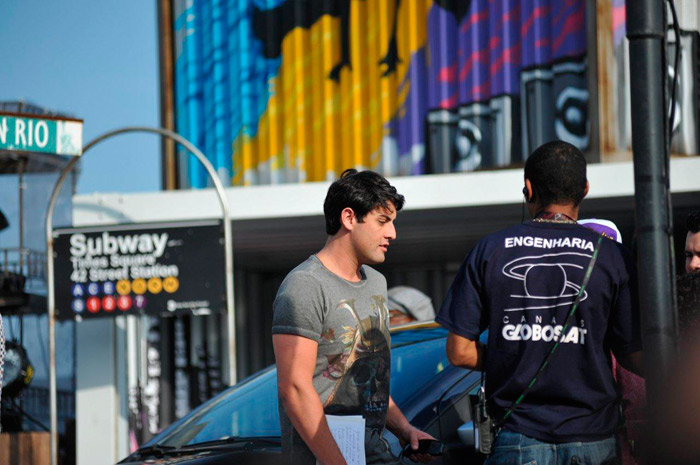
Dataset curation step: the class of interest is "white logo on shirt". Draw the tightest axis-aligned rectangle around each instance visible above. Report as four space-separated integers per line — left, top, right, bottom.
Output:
501 252 592 312
502 323 587 344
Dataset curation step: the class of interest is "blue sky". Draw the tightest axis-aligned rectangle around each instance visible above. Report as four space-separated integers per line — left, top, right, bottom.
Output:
0 0 161 194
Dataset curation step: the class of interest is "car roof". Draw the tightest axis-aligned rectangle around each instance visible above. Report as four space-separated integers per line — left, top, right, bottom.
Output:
389 320 440 333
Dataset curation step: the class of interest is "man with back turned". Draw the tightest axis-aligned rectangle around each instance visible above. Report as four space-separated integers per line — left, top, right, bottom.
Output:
437 141 644 464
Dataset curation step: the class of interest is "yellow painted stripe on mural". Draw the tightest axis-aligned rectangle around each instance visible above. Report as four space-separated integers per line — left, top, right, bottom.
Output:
257 98 270 183
293 27 310 182
233 133 253 186
364 0 378 171
267 77 283 184
349 0 368 169
308 21 324 182
338 29 353 174
235 2 433 185
232 135 242 185
279 31 296 182
321 15 341 180
367 0 386 171
377 0 397 174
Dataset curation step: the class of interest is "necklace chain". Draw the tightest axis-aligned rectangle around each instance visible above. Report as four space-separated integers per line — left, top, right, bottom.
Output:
533 211 577 224
533 217 577 224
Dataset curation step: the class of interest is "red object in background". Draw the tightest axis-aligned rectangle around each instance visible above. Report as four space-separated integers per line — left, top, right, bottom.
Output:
117 295 132 311
103 296 117 312
87 297 101 313
613 355 647 465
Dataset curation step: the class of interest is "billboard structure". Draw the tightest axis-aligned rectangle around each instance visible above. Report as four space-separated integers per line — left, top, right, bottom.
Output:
612 0 700 154
172 0 592 187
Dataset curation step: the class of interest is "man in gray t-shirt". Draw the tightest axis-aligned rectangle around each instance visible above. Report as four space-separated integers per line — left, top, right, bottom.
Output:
273 169 433 465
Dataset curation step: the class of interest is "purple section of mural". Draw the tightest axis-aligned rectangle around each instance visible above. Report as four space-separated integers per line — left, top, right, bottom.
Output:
175 0 592 185
424 0 588 173
521 0 553 68
427 6 458 110
458 0 491 105
488 0 522 96
612 0 626 46
428 0 584 110
550 0 586 59
391 48 429 175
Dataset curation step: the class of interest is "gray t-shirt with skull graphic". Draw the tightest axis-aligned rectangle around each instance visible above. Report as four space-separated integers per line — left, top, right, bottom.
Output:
273 255 397 464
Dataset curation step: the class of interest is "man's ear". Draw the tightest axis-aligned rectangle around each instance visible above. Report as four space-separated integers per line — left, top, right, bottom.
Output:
339 207 356 231
524 179 535 203
583 181 590 198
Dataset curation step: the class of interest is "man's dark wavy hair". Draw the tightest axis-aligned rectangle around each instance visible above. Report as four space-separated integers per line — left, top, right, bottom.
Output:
524 140 587 207
686 210 700 234
324 169 405 235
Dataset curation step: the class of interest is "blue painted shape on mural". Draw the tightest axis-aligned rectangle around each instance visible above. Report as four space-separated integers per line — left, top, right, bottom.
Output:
227 0 282 182
175 0 283 188
201 0 231 183
174 0 207 188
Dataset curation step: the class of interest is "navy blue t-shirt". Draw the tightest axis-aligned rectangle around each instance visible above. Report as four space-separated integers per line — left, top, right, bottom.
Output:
437 221 641 443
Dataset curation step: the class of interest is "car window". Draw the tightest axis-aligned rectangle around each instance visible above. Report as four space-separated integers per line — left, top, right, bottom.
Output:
151 327 449 448
391 335 450 406
156 367 280 447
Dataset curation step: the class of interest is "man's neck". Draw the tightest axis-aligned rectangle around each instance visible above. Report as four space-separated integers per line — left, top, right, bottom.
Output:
533 204 580 221
316 236 363 282
532 204 579 221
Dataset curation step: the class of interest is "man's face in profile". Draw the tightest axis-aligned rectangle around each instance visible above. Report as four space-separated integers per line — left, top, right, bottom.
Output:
388 309 415 326
686 230 700 274
350 203 397 266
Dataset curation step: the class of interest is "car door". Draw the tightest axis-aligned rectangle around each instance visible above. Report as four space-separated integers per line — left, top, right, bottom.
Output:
384 333 484 464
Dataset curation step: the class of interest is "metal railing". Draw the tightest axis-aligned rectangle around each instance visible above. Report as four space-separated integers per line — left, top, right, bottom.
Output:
0 247 47 290
2 387 74 434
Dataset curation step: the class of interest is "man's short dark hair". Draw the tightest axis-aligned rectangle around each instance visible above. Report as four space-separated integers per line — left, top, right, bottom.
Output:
686 210 700 234
678 272 700 338
324 169 405 235
524 140 587 207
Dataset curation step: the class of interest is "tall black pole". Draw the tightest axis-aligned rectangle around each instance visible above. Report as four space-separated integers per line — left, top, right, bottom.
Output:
626 0 677 461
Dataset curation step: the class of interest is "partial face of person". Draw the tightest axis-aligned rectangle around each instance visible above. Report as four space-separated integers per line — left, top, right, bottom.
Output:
389 310 415 326
686 231 700 274
351 202 397 265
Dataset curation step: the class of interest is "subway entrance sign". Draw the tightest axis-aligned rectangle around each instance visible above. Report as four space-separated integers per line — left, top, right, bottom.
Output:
0 112 83 156
52 220 226 319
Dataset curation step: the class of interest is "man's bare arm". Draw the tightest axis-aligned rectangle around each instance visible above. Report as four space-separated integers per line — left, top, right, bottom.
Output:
386 396 436 463
273 334 347 465
446 331 485 370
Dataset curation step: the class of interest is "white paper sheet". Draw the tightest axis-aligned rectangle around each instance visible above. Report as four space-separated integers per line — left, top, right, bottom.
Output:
316 414 366 465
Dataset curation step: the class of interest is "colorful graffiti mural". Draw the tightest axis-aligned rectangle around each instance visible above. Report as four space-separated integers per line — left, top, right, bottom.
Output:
613 0 700 155
173 0 592 187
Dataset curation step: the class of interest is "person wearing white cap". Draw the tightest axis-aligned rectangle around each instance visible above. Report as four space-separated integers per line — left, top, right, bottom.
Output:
578 218 623 244
387 286 435 326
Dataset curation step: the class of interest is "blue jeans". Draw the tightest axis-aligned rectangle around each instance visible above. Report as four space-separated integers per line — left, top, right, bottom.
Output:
485 430 618 465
